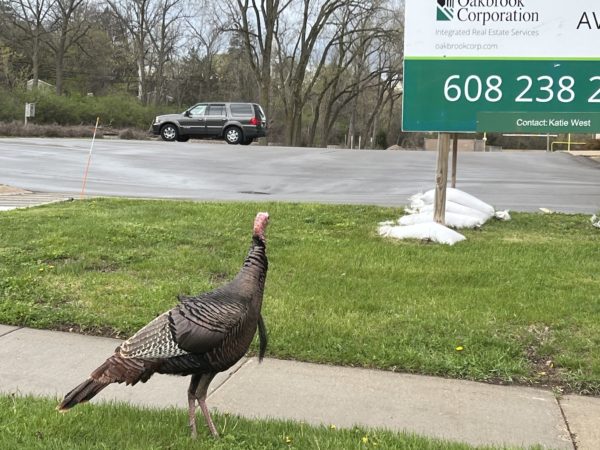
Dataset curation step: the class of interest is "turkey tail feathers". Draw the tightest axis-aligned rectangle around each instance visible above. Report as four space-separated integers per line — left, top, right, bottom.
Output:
57 354 152 412
257 314 268 363
57 378 108 411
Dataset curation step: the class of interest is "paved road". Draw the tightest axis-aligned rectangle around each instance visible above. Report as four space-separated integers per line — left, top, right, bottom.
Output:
0 137 599 212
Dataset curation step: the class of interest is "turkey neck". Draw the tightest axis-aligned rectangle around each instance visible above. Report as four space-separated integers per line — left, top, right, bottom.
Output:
233 235 268 310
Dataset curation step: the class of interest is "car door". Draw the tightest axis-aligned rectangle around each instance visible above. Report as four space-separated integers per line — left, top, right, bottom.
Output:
179 104 207 136
204 104 227 137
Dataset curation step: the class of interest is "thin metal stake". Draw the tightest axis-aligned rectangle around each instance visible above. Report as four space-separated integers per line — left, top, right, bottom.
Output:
80 117 100 199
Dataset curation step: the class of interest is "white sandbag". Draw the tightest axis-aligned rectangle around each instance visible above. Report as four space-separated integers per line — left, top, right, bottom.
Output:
399 211 484 229
419 201 492 221
398 213 432 226
494 210 511 221
409 188 495 216
407 193 428 212
378 222 466 246
404 205 421 215
592 215 600 229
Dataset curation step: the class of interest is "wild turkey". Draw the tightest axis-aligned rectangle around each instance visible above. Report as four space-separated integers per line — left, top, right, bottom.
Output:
57 212 270 438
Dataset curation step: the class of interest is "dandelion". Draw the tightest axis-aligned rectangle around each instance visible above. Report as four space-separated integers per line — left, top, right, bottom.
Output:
455 346 464 351
284 435 292 444
362 435 369 444
329 424 337 430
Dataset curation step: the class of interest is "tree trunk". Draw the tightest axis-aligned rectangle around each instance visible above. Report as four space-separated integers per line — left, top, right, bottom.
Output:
364 79 388 148
137 53 145 102
55 51 64 95
259 68 271 144
55 31 68 95
31 34 40 89
307 99 322 147
347 97 357 148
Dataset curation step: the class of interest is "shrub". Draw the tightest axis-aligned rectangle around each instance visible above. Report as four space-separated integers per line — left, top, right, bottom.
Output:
32 93 82 125
0 88 177 130
374 130 388 149
0 121 153 139
118 128 150 140
0 121 99 138
0 88 22 122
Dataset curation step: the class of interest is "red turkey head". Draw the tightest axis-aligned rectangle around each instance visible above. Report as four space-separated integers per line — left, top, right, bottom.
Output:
253 212 269 240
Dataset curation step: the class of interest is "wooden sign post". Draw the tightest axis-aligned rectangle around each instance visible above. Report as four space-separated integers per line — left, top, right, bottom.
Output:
451 133 458 189
434 133 451 224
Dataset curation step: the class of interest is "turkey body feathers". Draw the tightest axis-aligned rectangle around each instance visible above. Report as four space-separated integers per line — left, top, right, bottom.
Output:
58 212 269 418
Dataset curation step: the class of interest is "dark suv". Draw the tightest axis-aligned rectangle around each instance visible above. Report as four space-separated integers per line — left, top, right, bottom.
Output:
151 102 267 145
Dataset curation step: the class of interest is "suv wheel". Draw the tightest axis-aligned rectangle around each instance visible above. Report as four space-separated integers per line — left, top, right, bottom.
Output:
224 126 242 145
160 124 178 141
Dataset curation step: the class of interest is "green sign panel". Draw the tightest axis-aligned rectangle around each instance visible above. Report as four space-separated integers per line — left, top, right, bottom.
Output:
403 58 600 132
477 112 600 133
403 0 600 132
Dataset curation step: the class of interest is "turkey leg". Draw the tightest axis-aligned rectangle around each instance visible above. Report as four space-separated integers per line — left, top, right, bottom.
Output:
187 373 218 438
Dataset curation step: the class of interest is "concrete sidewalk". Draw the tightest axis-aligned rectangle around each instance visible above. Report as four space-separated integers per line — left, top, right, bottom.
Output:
0 184 74 211
1 325 599 449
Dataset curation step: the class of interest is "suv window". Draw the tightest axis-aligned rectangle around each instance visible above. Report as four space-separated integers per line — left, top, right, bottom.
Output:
207 105 226 116
230 103 254 116
188 104 206 116
253 104 265 120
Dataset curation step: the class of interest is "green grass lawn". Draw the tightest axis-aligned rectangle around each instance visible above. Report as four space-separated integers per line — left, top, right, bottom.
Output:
0 395 529 449
0 199 599 394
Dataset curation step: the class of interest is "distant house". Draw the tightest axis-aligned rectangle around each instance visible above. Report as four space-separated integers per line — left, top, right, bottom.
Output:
26 79 53 91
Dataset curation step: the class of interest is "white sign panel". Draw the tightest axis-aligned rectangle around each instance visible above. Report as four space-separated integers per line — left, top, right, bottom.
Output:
405 0 600 59
25 103 35 118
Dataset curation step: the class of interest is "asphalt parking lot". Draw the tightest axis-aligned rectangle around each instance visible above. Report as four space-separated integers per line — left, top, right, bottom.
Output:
0 138 599 213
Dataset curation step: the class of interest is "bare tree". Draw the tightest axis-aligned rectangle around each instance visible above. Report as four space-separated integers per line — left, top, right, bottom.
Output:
146 0 187 104
183 7 224 102
273 0 358 145
69 4 138 95
46 0 89 95
301 2 361 146
222 0 293 139
1 0 55 88
300 1 400 147
106 0 158 102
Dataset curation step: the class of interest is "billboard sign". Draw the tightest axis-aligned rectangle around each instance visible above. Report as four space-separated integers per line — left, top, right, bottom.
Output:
403 0 600 132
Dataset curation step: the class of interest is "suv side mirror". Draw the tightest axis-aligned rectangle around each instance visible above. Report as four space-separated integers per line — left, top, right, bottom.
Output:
184 110 190 117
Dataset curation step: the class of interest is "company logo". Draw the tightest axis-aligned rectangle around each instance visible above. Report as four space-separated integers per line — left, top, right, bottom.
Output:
435 1 539 26
437 0 455 21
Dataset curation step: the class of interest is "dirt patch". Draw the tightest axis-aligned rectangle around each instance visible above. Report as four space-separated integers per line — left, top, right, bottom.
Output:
53 323 127 340
523 324 567 392
0 185 31 196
